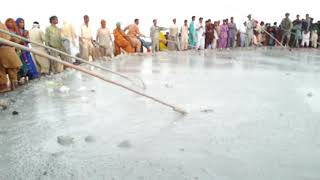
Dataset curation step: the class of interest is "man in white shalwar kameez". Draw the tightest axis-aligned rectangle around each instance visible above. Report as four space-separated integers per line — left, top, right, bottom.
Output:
96 20 113 58
79 15 94 61
29 22 50 74
168 18 180 51
180 20 189 50
61 20 77 62
196 17 205 50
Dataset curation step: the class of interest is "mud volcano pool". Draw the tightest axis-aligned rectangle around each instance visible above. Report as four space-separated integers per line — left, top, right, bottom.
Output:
1 48 320 180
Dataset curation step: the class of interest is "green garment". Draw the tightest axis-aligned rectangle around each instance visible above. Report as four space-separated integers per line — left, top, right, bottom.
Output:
45 25 63 49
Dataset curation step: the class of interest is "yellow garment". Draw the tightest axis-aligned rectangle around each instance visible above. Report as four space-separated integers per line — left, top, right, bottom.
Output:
159 32 167 51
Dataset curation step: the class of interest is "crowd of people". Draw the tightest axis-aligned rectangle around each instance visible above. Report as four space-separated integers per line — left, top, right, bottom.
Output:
0 13 319 93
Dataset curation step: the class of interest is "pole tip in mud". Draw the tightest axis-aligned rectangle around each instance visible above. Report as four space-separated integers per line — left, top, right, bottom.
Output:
173 107 187 115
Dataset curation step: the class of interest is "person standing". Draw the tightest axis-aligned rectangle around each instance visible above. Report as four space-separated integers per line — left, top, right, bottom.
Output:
96 20 113 58
79 15 94 61
45 16 66 73
0 21 22 92
188 16 197 49
168 18 180 51
16 18 39 79
219 19 229 49
29 21 50 74
245 14 255 47
239 22 247 47
228 17 237 48
280 13 293 46
205 19 214 49
61 20 77 62
292 15 302 47
180 20 189 50
150 19 167 53
196 17 205 50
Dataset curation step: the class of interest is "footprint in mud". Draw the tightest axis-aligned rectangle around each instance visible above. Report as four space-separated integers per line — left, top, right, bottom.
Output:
117 140 132 149
200 109 214 113
307 92 314 98
84 136 95 143
57 136 74 146
0 130 8 135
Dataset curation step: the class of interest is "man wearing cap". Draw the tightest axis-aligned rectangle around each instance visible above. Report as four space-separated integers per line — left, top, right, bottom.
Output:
29 21 50 74
280 13 293 46
245 14 255 47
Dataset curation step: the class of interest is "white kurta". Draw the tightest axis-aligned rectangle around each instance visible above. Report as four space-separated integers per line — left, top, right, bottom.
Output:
168 24 180 50
180 25 189 50
29 27 50 74
196 22 205 49
80 24 93 60
96 28 113 57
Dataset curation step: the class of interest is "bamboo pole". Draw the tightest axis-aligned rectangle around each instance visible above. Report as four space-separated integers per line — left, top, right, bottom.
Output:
0 38 187 114
0 28 146 89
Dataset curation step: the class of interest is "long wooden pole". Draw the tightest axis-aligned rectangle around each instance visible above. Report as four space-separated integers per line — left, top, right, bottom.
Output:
0 38 187 114
262 28 285 48
0 28 146 89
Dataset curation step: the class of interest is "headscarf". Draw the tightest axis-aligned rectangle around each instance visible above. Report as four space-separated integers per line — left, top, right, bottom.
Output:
15 18 25 36
5 18 19 34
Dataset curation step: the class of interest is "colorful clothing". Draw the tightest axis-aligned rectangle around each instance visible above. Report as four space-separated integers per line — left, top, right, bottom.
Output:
113 27 134 56
188 21 197 48
0 22 22 89
16 18 39 79
159 32 167 51
205 23 214 49
219 24 229 48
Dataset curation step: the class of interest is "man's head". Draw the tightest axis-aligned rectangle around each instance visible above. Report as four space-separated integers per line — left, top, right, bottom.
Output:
101 20 106 28
296 14 300 19
285 13 290 18
84 15 89 24
192 16 196 21
32 21 40 29
184 20 188 25
247 14 252 20
306 14 309 19
134 19 139 25
116 22 121 28
199 17 203 23
173 18 176 24
49 16 58 25
230 17 234 22
153 19 157 26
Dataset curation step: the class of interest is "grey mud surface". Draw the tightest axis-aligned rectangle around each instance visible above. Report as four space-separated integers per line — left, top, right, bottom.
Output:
1 48 320 180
